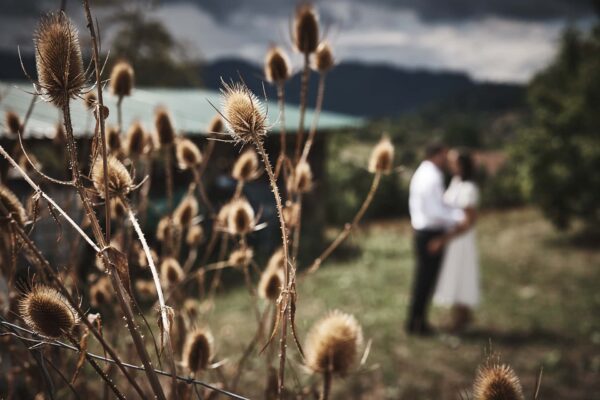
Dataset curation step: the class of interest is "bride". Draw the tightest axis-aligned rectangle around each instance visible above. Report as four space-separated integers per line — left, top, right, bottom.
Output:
430 149 480 332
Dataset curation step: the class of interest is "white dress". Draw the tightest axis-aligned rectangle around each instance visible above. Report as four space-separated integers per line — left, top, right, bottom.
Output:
433 177 480 308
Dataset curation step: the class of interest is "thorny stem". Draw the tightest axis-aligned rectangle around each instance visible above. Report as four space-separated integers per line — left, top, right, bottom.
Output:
320 371 332 400
125 200 179 398
300 73 326 164
295 52 311 163
307 172 382 274
251 135 291 398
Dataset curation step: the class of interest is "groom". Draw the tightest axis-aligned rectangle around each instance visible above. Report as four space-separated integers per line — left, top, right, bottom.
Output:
406 142 467 336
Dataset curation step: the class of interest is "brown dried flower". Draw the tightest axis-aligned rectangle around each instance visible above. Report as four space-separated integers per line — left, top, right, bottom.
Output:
289 161 313 194
176 138 203 169
294 4 320 54
182 327 214 374
0 185 27 225
207 115 224 134
232 149 259 181
228 247 254 267
154 107 176 147
19 285 79 338
5 111 21 135
258 265 284 301
221 82 268 143
186 225 204 246
160 257 184 288
315 41 334 73
91 155 132 198
473 361 525 400
227 198 255 235
109 60 134 98
265 46 291 83
173 195 198 228
368 137 394 174
125 121 146 157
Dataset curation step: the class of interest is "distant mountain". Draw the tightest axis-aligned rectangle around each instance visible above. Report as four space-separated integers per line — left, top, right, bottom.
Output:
0 50 524 118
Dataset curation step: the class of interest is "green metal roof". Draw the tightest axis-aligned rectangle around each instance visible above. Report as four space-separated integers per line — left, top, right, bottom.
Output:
0 81 363 138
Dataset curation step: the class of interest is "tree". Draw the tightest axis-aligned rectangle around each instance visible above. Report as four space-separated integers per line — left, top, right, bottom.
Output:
516 26 600 229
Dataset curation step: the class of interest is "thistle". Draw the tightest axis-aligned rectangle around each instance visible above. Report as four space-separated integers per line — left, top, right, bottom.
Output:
19 285 79 338
258 265 284 301
0 185 27 225
368 137 394 174
314 41 334 73
154 107 176 148
5 111 21 135
125 121 147 157
176 138 203 170
265 46 291 83
227 198 255 235
207 115 224 134
173 195 198 228
232 149 259 181
220 82 268 144
182 328 214 374
109 60 134 98
160 257 184 288
473 361 525 400
33 12 86 108
294 4 320 55
106 125 122 154
91 155 133 198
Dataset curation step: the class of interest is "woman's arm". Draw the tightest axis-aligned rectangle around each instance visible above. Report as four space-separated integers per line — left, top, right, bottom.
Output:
428 207 477 254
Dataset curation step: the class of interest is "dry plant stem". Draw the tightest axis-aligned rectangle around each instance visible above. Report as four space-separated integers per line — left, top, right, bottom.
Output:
164 147 176 256
291 196 303 264
66 333 127 400
192 167 215 215
307 172 382 274
137 157 152 226
125 201 179 397
320 371 332 400
117 96 123 133
250 134 291 398
300 73 326 163
295 52 311 162
278 83 286 155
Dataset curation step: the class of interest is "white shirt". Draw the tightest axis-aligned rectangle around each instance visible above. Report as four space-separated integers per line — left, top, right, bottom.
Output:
409 160 465 230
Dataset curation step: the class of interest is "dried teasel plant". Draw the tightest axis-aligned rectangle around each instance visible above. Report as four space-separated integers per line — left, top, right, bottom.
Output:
265 46 291 83
83 90 97 110
186 224 204 246
154 107 176 148
0 185 27 226
182 327 214 375
124 121 147 157
226 197 256 236
232 149 260 182
19 285 80 338
294 4 320 55
105 125 122 155
160 257 184 288
109 197 127 221
228 247 254 267
33 11 86 108
176 138 203 170
220 81 269 144
91 155 133 198
258 264 284 302
173 194 199 228
109 60 134 98
314 41 335 73
473 357 525 400
368 136 394 174
207 114 225 134
289 161 313 194
5 110 21 135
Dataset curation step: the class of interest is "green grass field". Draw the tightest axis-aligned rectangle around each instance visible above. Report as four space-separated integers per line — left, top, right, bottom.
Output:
202 208 600 399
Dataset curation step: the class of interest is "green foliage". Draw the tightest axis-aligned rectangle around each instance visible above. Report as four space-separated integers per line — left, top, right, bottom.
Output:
516 26 600 229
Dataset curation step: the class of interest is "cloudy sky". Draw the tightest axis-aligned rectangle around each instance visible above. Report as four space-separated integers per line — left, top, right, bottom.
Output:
0 0 594 83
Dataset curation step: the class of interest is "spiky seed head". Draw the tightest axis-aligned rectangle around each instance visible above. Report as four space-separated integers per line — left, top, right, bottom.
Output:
156 216 171 242
473 362 525 400
283 201 300 228
106 125 122 154
135 280 157 299
173 195 198 228
289 161 313 194
110 197 127 220
216 202 232 229
125 121 146 157
258 266 284 301
267 248 285 271
5 111 21 135
228 247 254 267
176 138 203 169
109 60 134 98
232 149 259 181
154 107 176 147
83 91 97 110
315 41 334 73
0 185 27 226
33 12 85 108
19 285 79 338
265 46 291 83
305 310 363 375
90 277 112 308
91 156 132 198
53 121 66 144
368 137 394 174
160 257 184 288
183 328 214 374
294 4 319 54
221 82 268 143
186 225 204 246
227 198 255 235
207 115 224 134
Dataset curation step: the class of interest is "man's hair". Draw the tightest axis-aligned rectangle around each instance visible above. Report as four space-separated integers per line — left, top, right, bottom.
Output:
425 142 446 159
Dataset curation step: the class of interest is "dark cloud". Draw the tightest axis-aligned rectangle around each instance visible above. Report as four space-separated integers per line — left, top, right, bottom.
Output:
161 0 593 21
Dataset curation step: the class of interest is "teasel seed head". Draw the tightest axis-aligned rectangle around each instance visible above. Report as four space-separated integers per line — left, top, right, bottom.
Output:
5 111 21 135
221 82 268 143
368 136 394 174
173 195 198 228
294 4 320 55
228 247 254 267
91 155 133 198
154 107 176 147
183 327 214 374
265 46 291 83
289 161 313 194
314 41 334 73
83 91 97 110
186 225 204 246
125 121 146 157
267 248 285 271
176 138 203 169
90 277 112 308
109 60 134 98
283 201 300 228
19 285 79 338
0 185 27 226
33 12 86 108
227 198 255 235
207 115 224 134
216 202 232 229
258 265 284 301
473 361 525 400
156 216 171 242
305 310 363 375
160 257 184 288
232 149 259 181
135 279 157 300
106 125 122 154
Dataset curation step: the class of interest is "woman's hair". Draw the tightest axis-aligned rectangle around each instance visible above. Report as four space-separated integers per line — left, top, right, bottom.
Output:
457 150 475 182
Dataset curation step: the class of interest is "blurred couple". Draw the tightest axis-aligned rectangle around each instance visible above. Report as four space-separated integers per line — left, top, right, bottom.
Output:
406 143 480 336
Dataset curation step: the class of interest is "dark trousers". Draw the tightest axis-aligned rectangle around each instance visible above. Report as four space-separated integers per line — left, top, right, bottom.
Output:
407 229 445 333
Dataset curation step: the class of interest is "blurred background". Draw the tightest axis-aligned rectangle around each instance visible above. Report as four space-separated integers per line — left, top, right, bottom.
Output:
0 0 599 399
